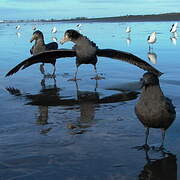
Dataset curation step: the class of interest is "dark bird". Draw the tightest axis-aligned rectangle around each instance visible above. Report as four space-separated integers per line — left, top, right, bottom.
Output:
135 72 176 150
30 30 58 76
5 29 163 78
60 29 100 80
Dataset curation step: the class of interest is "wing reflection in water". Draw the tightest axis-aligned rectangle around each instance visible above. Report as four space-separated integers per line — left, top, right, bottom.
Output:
6 78 139 134
139 149 177 180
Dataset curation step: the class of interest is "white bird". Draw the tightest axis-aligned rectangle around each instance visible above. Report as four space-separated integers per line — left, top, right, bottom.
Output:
16 25 21 30
170 22 178 33
32 26 36 31
126 26 131 34
51 26 57 33
147 32 157 51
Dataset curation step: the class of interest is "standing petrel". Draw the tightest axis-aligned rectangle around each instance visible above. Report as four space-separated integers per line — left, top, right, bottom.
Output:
30 30 58 76
135 72 176 150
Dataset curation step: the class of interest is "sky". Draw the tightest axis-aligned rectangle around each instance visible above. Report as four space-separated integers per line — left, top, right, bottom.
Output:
0 0 180 20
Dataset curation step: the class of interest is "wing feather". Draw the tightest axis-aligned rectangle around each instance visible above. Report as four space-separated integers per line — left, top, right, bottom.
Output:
97 49 163 76
5 49 76 77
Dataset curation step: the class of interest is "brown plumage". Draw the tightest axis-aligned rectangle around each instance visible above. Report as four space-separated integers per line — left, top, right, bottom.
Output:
135 72 176 149
30 30 58 75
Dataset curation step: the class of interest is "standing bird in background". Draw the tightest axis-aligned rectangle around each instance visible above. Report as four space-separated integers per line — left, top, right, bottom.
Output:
30 30 58 77
51 26 57 34
170 22 178 33
147 32 157 51
16 25 21 31
32 26 36 31
60 29 101 81
135 72 176 150
126 26 131 37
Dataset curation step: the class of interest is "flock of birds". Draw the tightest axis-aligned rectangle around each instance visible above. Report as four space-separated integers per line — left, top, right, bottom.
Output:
9 22 177 150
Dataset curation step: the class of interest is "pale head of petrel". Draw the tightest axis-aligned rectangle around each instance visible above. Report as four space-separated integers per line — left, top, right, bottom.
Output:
60 29 81 44
30 30 44 43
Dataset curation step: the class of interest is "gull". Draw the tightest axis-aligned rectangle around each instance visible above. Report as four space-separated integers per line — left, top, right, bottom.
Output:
125 26 131 34
32 26 36 31
51 26 57 33
16 25 21 31
147 32 157 51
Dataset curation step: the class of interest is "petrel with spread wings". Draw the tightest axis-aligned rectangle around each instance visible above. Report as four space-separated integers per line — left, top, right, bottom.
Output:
5 29 163 78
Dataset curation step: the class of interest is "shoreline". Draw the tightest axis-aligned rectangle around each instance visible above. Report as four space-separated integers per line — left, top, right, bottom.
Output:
1 12 180 24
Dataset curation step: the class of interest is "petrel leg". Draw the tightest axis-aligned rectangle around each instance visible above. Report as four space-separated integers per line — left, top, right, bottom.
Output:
68 66 81 81
51 65 56 78
159 129 166 150
91 65 105 80
133 128 150 150
40 63 45 75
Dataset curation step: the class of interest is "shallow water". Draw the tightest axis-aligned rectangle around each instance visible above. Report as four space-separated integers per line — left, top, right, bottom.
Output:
0 21 180 179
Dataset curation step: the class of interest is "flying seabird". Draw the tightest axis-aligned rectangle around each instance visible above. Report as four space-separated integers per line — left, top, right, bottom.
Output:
30 30 58 76
135 72 176 150
5 29 163 78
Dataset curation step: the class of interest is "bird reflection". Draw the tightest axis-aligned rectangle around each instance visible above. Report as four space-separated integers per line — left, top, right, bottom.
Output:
67 81 99 134
16 32 21 38
126 37 131 46
147 52 157 64
6 76 60 127
52 36 58 43
6 79 139 134
170 35 177 46
139 149 177 180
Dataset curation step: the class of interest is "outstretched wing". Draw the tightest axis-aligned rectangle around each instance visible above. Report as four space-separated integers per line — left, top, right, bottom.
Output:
97 49 163 76
6 48 162 77
5 49 76 77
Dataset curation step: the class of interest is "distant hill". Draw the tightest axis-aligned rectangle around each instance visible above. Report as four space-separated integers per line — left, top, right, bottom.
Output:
2 12 180 23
